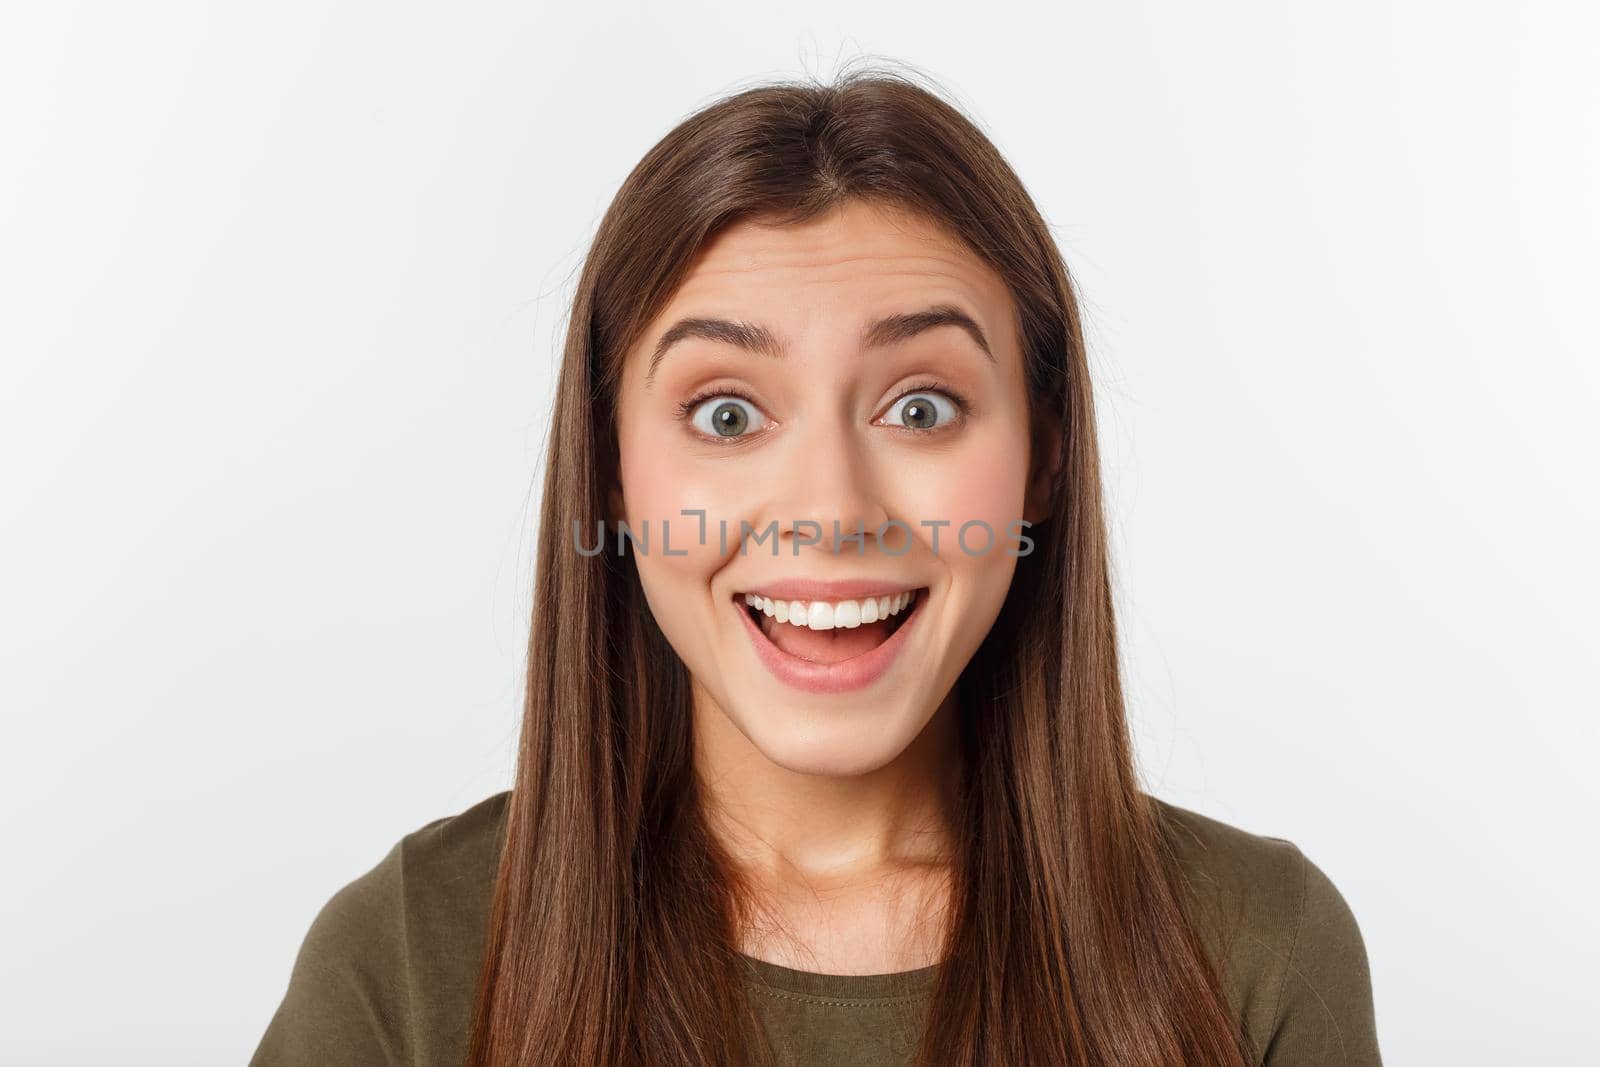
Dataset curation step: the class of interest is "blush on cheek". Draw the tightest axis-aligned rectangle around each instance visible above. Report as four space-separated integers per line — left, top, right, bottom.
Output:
922 460 1028 556
617 447 751 644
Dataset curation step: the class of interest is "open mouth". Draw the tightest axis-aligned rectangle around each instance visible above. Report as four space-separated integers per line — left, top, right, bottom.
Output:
736 587 926 666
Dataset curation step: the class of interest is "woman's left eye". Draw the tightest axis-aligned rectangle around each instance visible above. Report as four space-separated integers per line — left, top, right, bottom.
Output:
883 390 961 430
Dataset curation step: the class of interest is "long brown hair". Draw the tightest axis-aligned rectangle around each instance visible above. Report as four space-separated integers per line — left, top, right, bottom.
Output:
465 62 1252 1066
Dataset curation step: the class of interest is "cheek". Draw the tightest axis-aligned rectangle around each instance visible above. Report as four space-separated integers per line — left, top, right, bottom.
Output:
937 461 1026 533
617 426 741 607
900 428 1029 642
899 429 1031 551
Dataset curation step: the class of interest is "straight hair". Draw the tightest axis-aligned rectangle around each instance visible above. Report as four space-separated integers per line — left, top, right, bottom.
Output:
464 63 1253 1066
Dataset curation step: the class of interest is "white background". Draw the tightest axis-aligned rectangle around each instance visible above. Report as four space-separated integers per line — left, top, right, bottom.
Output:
3 2 1595 1063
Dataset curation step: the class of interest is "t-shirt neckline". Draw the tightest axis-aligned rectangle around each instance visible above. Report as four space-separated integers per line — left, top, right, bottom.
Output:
737 952 941 1000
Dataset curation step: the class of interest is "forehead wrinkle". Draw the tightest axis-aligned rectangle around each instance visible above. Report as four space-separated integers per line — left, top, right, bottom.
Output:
640 238 1015 386
673 259 1000 332
690 246 986 281
643 303 1000 387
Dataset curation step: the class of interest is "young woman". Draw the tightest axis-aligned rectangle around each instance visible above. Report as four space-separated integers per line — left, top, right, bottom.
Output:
253 68 1381 1066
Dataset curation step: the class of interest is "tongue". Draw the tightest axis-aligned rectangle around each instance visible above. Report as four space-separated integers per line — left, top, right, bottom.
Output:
762 614 893 664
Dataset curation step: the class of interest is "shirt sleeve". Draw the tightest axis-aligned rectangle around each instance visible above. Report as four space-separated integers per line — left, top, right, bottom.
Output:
249 843 414 1067
1261 844 1383 1067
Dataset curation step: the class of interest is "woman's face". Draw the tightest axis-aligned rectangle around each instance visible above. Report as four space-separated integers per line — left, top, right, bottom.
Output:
611 198 1053 778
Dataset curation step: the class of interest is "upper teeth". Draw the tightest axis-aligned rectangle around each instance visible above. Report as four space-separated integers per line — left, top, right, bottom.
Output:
742 591 916 631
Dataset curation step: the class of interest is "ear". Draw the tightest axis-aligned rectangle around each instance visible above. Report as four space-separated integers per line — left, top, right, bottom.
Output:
607 480 626 527
1023 412 1063 525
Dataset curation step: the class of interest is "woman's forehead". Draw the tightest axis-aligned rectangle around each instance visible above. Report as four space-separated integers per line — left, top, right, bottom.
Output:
674 200 1002 303
630 201 1019 375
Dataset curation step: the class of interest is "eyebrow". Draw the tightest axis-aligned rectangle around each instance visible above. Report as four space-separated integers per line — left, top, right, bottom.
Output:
644 302 996 384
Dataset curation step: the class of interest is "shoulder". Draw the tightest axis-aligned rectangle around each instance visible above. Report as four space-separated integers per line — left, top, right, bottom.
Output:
394 788 512 923
309 788 509 964
250 791 512 1067
1149 796 1383 1066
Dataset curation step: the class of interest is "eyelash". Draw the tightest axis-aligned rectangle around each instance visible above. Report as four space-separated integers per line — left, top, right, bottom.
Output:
674 386 762 423
674 379 971 442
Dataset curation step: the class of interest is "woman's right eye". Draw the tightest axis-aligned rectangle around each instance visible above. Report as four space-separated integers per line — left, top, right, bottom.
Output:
684 395 768 440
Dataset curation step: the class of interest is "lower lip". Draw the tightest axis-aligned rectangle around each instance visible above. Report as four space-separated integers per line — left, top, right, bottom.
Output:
736 591 927 695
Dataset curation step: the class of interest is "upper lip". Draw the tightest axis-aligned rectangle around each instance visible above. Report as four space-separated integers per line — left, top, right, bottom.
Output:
734 578 926 601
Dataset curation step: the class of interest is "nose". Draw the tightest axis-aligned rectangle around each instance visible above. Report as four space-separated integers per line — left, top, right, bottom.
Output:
771 417 890 557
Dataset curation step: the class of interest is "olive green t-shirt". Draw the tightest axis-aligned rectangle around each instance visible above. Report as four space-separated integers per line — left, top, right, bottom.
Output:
249 791 1381 1066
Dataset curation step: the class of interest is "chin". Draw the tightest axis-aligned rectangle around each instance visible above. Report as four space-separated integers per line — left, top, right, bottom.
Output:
732 703 928 779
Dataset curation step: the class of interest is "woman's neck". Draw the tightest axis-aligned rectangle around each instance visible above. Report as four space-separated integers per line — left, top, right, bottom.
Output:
693 685 962 873
691 684 963 973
